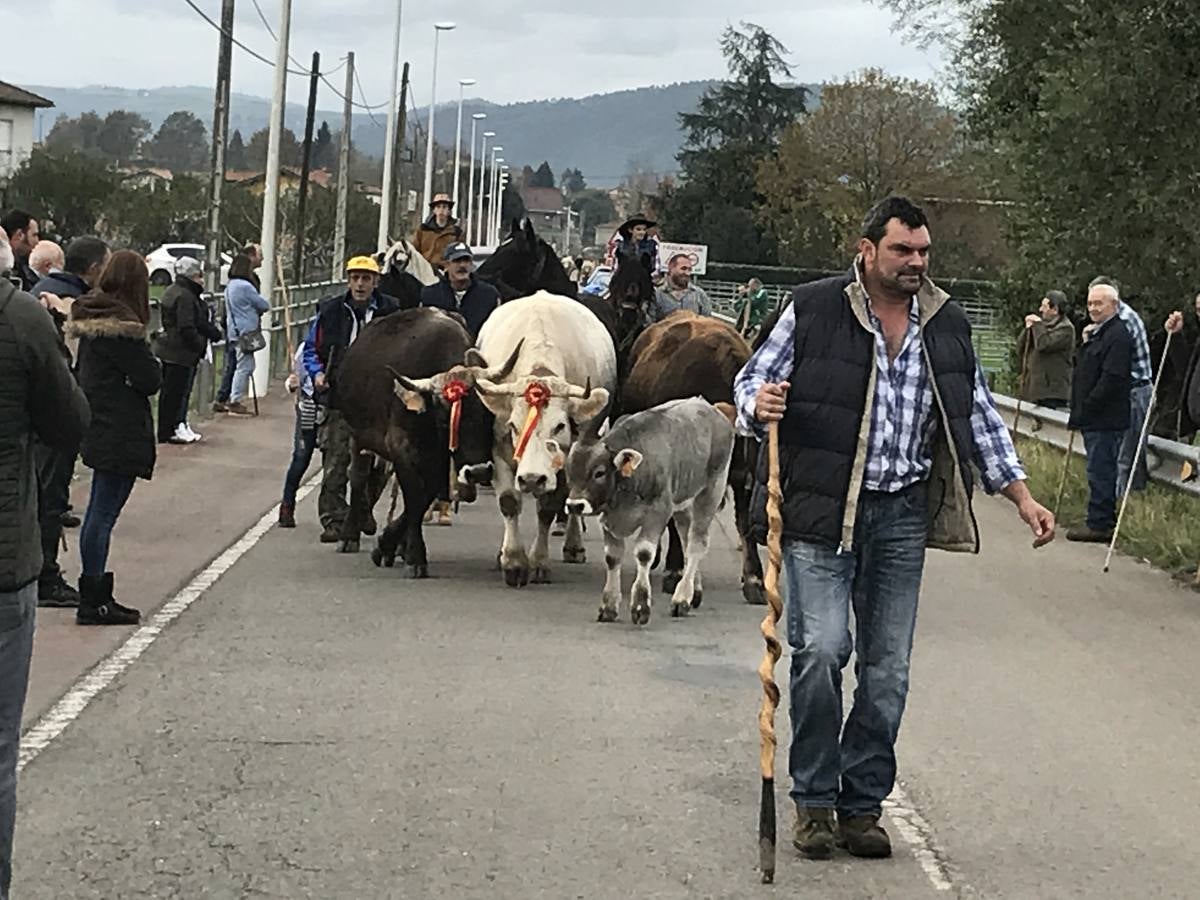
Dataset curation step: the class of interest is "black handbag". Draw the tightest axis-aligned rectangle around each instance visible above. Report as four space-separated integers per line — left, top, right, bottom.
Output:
237 328 266 354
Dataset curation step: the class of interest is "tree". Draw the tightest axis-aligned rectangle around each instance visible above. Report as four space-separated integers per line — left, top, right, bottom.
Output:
96 110 151 164
44 112 105 157
226 129 248 170
560 167 586 194
311 121 335 171
530 161 556 188
916 0 1200 322
661 22 808 263
246 127 301 170
757 69 982 271
144 111 209 172
569 188 617 244
6 149 120 239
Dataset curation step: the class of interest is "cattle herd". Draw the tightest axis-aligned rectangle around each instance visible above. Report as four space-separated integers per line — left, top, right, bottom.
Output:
328 226 764 626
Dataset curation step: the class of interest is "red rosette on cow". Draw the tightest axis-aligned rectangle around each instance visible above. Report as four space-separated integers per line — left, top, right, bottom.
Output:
513 381 552 461
441 379 470 451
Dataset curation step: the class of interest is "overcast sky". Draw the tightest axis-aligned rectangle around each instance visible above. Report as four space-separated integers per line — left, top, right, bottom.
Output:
17 0 943 107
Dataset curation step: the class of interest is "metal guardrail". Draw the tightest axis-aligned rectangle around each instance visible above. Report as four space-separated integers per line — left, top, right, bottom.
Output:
993 393 1200 497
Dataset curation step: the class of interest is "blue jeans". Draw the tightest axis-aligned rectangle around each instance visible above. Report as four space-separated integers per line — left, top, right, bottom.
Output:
282 415 318 507
783 483 927 817
79 471 136 577
0 582 36 900
1083 430 1123 532
217 340 236 403
230 346 256 404
1117 382 1151 498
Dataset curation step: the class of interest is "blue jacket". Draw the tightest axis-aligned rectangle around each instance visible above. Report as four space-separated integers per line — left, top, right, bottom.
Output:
419 274 500 340
224 277 269 339
302 290 400 381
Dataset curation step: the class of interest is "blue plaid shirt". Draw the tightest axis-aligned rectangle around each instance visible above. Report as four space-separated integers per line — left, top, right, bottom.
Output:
734 295 1025 495
1117 301 1152 387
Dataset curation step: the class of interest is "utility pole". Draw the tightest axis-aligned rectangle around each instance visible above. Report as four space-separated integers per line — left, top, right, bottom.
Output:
388 63 410 245
200 0 235 419
332 51 354 280
256 0 292 399
377 0 404 252
293 51 320 285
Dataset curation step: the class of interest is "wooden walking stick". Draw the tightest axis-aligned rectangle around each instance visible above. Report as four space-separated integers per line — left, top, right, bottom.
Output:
1012 333 1033 435
1104 331 1173 573
757 421 784 884
1052 430 1077 521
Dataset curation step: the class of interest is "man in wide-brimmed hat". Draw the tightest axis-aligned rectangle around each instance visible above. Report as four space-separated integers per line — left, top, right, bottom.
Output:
411 192 466 268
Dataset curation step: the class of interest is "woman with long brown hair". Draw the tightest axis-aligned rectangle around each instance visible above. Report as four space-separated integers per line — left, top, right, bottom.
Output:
66 249 162 625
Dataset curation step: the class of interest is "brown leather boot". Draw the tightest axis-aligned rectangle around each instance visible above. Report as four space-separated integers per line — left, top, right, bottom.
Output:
836 814 893 858
792 807 835 860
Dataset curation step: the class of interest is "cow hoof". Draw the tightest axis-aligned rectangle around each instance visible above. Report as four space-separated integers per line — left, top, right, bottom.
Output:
743 579 766 606
338 539 360 554
530 565 552 584
503 566 529 588
406 563 428 579
371 547 385 568
562 546 587 565
597 606 619 623
671 600 691 618
631 604 651 626
362 516 378 537
691 589 703 610
662 572 682 595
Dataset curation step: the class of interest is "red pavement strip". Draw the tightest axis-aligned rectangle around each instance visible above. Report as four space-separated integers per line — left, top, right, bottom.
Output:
23 383 302 729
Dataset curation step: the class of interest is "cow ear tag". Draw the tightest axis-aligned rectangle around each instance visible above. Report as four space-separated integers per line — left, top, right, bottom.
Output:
615 449 643 478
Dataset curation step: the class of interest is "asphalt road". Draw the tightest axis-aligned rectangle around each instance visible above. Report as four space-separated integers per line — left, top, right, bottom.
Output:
15 477 1200 898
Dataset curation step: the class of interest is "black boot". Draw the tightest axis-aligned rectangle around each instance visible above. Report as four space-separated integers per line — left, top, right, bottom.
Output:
278 502 296 528
38 572 80 608
76 573 141 626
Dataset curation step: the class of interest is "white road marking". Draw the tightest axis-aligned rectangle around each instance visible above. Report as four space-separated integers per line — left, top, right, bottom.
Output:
18 478 319 773
885 780 956 892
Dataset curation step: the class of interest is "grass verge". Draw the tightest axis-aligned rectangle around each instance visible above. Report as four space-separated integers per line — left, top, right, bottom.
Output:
1014 435 1200 585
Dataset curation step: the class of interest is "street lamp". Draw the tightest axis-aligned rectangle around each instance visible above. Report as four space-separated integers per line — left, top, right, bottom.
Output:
377 0 405 251
452 78 476 213
496 166 510 245
485 146 503 246
466 113 486 246
490 158 506 245
421 21 456 214
477 131 495 246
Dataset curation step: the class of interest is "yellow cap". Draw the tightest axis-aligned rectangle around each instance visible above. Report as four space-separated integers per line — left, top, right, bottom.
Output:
346 255 381 275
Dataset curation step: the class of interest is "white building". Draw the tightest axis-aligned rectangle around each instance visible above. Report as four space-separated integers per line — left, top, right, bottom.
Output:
0 81 54 179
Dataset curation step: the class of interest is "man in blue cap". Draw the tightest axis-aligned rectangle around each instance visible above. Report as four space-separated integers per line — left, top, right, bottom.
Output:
420 242 501 340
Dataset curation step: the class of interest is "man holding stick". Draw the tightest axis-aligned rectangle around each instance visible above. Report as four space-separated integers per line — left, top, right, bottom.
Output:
734 196 1055 862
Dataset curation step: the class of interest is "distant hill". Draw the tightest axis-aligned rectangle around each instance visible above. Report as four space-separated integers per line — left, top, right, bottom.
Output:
22 80 814 188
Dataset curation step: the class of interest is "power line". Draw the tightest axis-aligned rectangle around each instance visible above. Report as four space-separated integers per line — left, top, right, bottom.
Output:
354 67 384 129
249 0 390 112
181 0 308 75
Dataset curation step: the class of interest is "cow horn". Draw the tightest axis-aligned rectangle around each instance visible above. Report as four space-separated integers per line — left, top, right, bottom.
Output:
493 338 525 379
566 377 593 399
475 378 522 398
387 365 435 393
582 394 612 443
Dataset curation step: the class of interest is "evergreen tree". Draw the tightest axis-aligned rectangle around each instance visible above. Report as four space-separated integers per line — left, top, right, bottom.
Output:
312 121 334 170
144 111 209 172
531 160 556 188
226 129 248 170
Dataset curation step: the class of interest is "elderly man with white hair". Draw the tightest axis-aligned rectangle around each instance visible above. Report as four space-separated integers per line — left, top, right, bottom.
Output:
27 240 63 280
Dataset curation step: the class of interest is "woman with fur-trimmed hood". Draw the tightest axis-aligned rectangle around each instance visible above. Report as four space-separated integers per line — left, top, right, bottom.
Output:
66 250 162 627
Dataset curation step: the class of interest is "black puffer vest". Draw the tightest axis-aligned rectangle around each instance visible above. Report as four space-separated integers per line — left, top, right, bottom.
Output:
750 269 979 552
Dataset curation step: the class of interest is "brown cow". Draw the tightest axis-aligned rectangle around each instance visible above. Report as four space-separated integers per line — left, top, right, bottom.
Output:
620 311 765 605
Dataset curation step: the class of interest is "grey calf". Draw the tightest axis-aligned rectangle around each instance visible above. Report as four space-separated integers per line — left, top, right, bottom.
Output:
563 397 735 625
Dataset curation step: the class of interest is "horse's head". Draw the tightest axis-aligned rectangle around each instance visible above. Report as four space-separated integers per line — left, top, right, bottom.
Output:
608 245 655 322
477 219 573 299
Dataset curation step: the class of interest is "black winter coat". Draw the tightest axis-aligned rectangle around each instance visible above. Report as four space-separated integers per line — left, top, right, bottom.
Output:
1069 316 1132 432
69 309 163 480
419 274 500 339
154 276 222 367
0 281 90 590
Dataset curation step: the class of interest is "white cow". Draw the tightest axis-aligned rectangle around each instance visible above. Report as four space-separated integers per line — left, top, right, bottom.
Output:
470 291 616 587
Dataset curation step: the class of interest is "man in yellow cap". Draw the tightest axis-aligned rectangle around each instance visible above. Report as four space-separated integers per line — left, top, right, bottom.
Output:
301 255 400 543
412 192 465 267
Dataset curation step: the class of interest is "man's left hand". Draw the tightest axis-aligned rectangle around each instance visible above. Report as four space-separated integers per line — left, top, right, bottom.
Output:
1019 498 1056 548
1024 314 1040 328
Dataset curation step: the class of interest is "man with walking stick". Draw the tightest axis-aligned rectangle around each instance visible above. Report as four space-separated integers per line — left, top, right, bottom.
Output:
1065 283 1132 543
734 196 1055 866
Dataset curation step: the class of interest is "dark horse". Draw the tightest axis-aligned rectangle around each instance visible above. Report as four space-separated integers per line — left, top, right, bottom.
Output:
605 244 657 379
477 218 620 348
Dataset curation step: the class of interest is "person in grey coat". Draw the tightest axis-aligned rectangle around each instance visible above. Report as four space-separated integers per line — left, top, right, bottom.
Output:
0 265 90 900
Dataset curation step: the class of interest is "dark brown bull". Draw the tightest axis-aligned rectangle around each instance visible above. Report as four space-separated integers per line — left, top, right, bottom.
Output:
620 311 765 605
332 308 517 577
